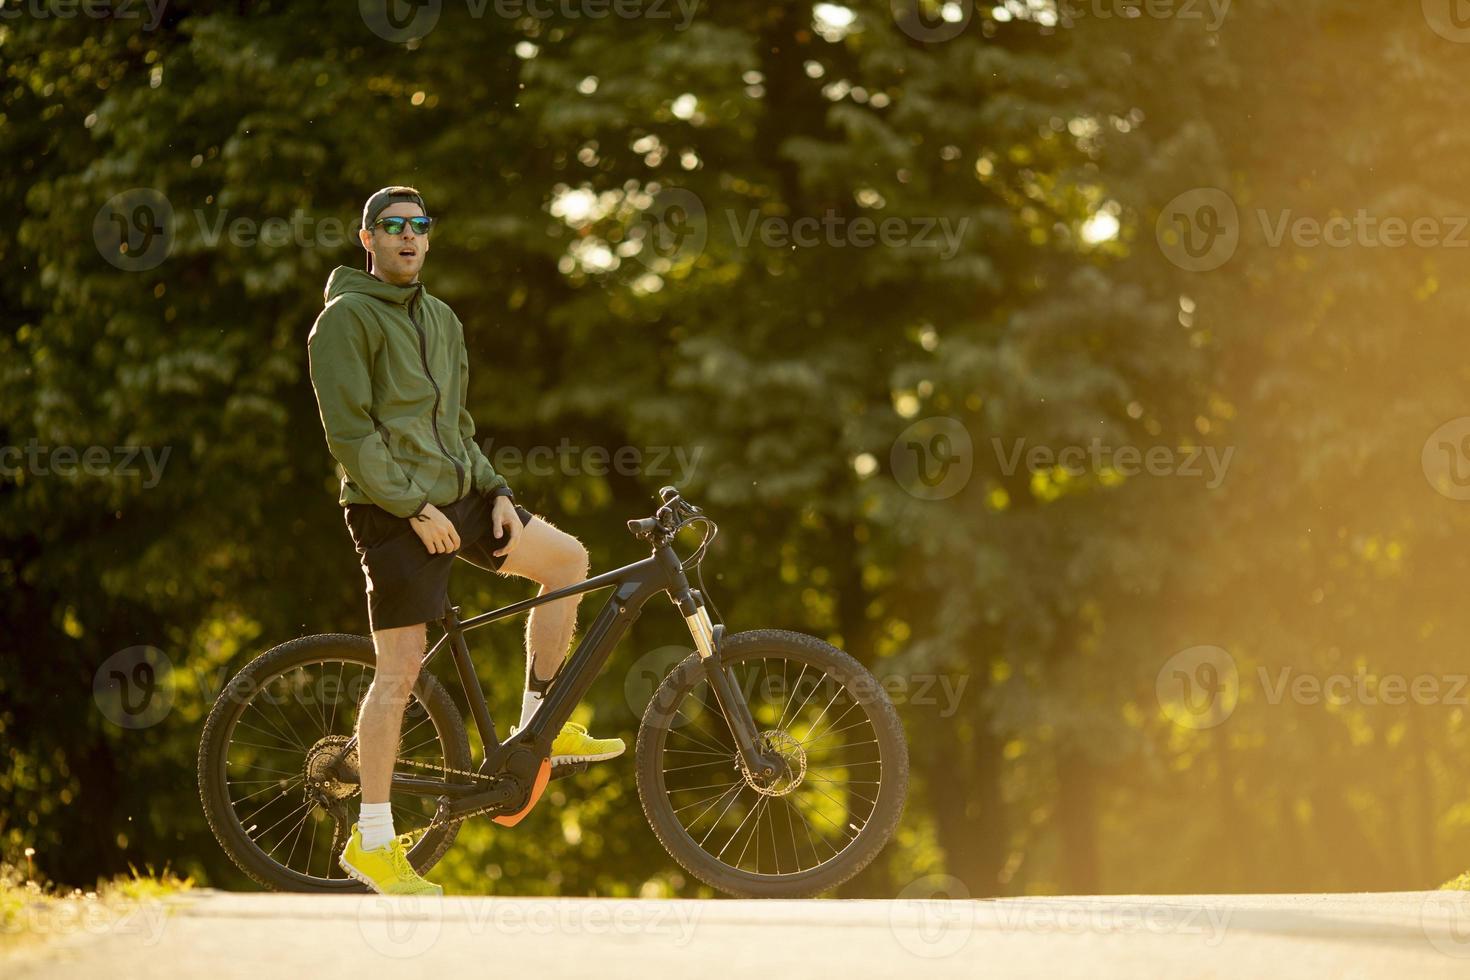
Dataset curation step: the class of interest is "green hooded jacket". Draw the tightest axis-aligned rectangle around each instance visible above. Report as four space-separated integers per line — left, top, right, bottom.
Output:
307 266 509 518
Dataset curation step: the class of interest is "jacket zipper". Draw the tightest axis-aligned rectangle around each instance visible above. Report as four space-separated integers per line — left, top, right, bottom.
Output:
408 294 465 502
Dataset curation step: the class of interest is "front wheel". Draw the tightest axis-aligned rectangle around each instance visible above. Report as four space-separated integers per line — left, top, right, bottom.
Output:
636 629 908 898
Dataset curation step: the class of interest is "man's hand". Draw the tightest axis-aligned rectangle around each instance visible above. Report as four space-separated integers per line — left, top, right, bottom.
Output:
491 494 524 558
410 503 461 555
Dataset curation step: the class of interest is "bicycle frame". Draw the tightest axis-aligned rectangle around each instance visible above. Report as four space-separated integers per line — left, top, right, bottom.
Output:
370 535 780 811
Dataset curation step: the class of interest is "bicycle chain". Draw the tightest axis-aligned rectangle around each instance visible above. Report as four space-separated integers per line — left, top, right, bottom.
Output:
389 756 522 832
308 747 519 836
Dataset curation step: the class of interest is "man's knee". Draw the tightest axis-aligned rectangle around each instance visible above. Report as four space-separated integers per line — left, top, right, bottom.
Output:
501 518 590 587
558 537 590 583
528 524 589 582
537 533 589 589
370 622 426 699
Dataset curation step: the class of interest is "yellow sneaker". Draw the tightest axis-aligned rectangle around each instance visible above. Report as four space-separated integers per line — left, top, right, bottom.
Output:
338 825 443 896
550 721 626 764
512 720 625 765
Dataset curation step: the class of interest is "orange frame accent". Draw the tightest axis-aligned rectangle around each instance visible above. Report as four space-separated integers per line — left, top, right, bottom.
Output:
491 759 551 827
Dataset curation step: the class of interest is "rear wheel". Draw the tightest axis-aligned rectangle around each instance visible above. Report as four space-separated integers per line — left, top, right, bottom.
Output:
636 629 908 897
198 633 471 892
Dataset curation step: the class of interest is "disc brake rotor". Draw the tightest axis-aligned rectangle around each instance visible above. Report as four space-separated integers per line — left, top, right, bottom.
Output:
740 729 807 797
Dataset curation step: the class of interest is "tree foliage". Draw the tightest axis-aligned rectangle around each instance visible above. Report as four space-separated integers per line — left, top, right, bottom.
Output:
3 0 1468 897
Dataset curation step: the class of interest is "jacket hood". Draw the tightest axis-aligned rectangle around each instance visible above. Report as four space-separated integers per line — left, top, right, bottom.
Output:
324 265 423 306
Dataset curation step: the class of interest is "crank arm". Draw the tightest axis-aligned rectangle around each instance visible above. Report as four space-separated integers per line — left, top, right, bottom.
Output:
440 778 522 820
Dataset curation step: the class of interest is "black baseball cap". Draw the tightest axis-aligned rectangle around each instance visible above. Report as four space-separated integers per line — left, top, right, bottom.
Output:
361 186 427 272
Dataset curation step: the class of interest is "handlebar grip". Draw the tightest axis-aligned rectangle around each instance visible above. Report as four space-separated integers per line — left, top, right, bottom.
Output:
627 517 662 539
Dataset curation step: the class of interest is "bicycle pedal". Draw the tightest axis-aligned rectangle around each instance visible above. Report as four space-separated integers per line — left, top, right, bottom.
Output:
550 761 587 781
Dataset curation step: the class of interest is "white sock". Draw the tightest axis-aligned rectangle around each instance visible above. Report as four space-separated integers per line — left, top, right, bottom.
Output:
359 802 395 851
518 690 544 730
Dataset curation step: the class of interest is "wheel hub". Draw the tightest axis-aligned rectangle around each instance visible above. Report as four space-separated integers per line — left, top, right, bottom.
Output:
741 729 807 797
304 735 360 804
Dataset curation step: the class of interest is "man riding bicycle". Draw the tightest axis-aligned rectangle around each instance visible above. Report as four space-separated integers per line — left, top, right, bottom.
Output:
306 186 623 896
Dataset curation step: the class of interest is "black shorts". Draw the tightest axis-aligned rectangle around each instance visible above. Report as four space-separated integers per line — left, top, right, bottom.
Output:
343 493 537 632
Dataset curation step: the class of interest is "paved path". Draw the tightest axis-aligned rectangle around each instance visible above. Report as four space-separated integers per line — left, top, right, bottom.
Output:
11 890 1470 978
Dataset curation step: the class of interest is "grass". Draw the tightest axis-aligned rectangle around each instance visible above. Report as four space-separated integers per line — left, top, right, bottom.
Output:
1 851 193 949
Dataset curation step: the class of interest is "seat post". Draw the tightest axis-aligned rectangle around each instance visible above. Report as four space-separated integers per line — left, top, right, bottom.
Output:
440 597 461 631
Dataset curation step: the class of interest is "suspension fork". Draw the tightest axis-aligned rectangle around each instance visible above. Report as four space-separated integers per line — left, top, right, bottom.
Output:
671 567 783 777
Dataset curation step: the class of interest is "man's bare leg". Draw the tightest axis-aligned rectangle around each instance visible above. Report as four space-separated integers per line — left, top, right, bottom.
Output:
499 517 591 700
338 620 442 891
357 622 427 808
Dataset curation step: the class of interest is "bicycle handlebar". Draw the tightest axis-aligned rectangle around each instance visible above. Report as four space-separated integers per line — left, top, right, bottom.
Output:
627 486 707 544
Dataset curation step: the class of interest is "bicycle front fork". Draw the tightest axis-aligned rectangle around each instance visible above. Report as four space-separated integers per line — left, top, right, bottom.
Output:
682 593 785 778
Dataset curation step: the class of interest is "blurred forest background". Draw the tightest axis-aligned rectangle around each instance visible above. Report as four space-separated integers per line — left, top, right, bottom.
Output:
6 0 1470 897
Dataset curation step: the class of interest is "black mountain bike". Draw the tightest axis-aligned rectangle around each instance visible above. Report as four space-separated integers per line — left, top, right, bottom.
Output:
199 487 908 898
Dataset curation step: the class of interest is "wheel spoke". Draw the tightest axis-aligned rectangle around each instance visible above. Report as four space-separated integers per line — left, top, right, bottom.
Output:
672 782 743 815
665 724 731 756
773 664 808 732
796 686 845 746
662 759 733 774
801 703 863 747
300 665 329 738
230 778 300 807
243 701 306 752
234 717 300 748
327 659 346 735
697 781 748 848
